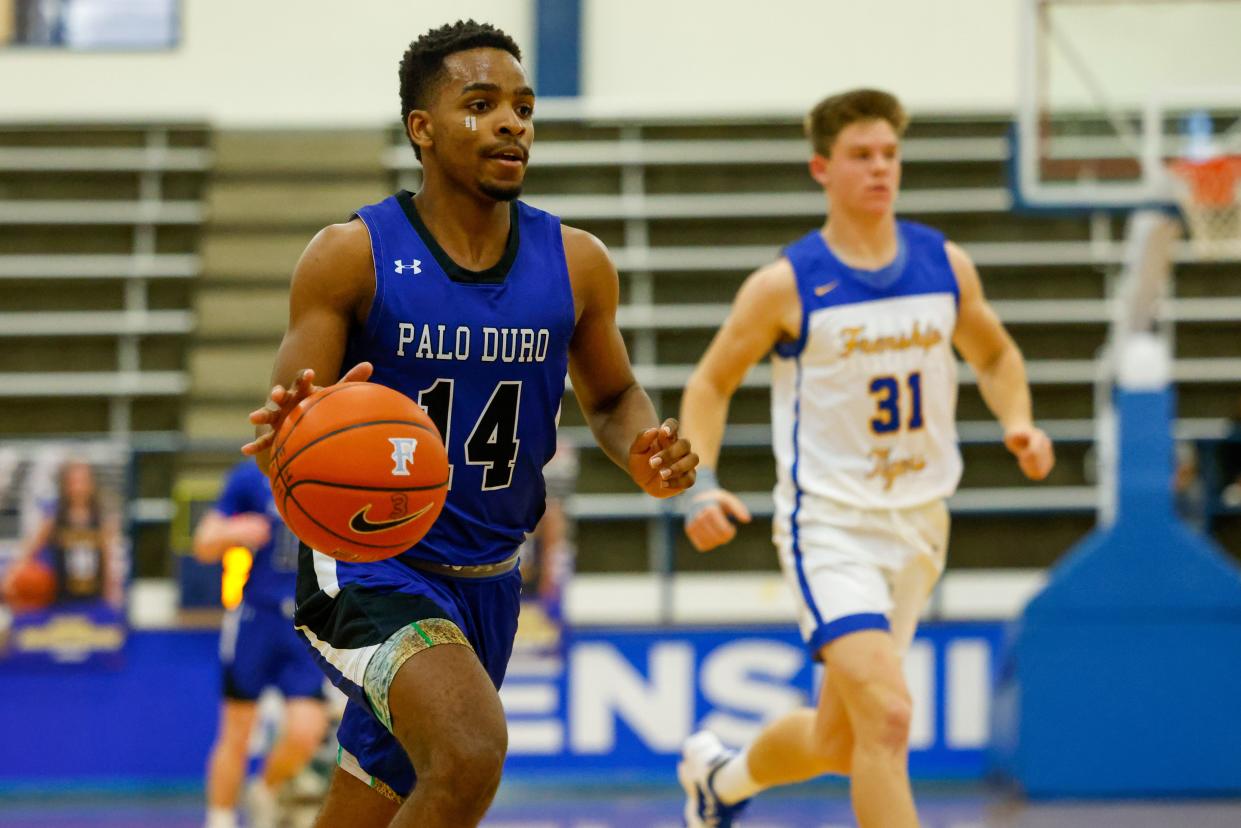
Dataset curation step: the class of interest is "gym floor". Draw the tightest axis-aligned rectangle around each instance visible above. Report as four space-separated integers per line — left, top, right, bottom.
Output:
3 784 1241 827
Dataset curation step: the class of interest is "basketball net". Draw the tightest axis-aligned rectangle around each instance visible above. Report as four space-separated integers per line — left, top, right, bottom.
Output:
1167 155 1241 260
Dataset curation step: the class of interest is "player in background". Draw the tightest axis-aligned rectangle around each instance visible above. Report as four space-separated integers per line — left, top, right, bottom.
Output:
195 460 329 828
677 88 1055 827
242 20 697 828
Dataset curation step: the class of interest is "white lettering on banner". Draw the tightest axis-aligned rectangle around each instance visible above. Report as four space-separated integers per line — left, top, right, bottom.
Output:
947 640 990 748
506 720 564 755
698 640 806 746
569 642 694 753
502 633 995 760
903 641 936 750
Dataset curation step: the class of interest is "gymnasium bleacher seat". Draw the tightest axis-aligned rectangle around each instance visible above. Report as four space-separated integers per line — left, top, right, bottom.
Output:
0 123 210 573
382 112 1241 573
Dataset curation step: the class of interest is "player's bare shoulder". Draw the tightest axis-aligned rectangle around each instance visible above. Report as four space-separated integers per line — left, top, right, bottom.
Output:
560 224 617 323
942 239 983 303
291 218 375 323
735 257 802 343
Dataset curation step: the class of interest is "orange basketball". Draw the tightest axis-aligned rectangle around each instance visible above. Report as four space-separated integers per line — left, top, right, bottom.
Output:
269 382 449 563
5 559 57 612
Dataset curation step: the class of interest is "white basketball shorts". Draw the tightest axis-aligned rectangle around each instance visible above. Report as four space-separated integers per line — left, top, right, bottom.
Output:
773 495 949 658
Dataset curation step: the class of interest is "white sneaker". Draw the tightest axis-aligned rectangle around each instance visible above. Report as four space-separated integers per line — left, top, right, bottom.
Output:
245 780 279 828
678 731 751 827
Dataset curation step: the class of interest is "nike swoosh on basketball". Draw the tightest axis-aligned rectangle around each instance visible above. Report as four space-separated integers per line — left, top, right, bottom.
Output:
349 501 435 534
814 280 839 297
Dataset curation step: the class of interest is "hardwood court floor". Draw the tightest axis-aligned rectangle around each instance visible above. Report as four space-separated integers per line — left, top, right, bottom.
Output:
1 786 1240 827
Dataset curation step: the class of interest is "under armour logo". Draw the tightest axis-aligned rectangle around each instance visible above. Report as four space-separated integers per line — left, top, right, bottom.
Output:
394 259 422 275
389 437 418 476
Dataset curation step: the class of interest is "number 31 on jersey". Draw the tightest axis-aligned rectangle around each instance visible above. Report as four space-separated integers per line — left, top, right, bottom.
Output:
869 371 923 434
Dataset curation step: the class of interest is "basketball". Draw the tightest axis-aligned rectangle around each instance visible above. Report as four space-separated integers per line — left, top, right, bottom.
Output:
4 559 58 613
269 382 449 563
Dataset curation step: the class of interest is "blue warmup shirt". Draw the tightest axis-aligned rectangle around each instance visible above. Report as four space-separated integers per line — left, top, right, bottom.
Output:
215 460 299 608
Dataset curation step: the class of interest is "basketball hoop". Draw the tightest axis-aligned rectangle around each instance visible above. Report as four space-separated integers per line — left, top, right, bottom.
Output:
1167 155 1241 260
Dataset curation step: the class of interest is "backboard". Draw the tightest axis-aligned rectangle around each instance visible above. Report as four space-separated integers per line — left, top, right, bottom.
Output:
1014 0 1241 212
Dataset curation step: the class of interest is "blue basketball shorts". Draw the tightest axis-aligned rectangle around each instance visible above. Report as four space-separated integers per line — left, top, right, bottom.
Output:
220 600 325 701
293 545 522 799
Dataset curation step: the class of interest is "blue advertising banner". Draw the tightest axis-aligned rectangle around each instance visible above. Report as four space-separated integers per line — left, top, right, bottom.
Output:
0 622 1004 786
502 622 1005 781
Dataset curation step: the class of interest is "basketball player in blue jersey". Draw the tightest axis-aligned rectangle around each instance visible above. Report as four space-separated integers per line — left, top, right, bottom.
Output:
241 20 698 828
195 460 329 828
677 89 1055 827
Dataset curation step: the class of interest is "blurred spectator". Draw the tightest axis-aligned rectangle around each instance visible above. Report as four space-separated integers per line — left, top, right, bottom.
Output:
517 440 579 650
1219 396 1241 510
1 458 123 608
1174 441 1207 532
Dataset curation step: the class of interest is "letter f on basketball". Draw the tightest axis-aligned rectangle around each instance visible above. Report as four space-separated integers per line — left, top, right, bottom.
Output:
389 437 419 476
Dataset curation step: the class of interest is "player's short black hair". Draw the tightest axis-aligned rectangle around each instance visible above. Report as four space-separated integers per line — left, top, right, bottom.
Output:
399 20 523 159
805 88 909 157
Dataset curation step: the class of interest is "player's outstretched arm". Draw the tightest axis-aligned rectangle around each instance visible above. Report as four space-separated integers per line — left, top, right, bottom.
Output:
242 221 374 471
948 242 1054 481
192 511 271 564
563 227 696 498
682 261 800 551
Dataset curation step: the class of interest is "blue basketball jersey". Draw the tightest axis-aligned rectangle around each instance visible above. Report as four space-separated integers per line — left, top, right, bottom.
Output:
215 461 300 608
343 191 575 567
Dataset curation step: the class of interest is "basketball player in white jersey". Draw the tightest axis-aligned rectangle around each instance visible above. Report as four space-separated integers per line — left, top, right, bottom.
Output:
677 89 1054 827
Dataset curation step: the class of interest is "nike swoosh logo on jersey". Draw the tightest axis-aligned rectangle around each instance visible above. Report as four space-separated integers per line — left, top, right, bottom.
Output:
348 501 435 534
814 280 839 297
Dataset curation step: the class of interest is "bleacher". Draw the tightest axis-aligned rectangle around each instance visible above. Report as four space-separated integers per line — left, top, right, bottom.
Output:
4 116 1236 584
384 113 1241 575
0 123 210 574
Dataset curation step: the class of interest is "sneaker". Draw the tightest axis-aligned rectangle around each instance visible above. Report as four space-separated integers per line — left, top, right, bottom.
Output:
245 780 279 828
678 731 751 827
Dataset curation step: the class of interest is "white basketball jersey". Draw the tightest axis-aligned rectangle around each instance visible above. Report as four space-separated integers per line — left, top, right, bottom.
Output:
771 222 963 516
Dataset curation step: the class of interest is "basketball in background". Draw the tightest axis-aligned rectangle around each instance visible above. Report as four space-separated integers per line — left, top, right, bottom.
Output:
4 559 58 613
269 382 449 563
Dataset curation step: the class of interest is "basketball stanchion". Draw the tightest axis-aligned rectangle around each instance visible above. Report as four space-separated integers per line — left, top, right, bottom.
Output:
992 211 1241 797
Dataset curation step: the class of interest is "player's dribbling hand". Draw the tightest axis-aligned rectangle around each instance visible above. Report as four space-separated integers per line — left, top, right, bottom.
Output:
1004 425 1055 481
241 361 373 456
685 488 752 552
629 418 698 499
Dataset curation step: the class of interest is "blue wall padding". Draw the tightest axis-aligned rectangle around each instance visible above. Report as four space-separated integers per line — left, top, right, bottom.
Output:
0 630 219 785
994 388 1241 796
